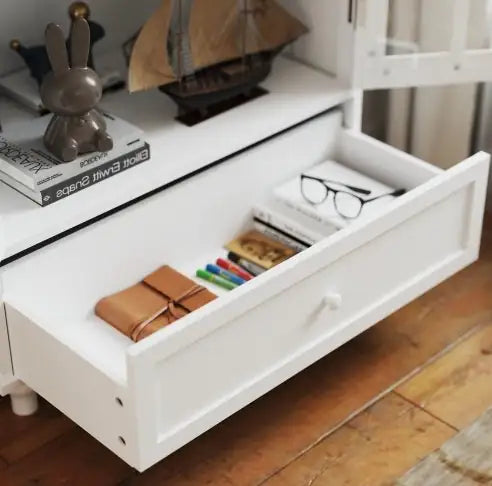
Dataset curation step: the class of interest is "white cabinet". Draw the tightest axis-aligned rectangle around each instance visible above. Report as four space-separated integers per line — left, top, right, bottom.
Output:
0 0 490 472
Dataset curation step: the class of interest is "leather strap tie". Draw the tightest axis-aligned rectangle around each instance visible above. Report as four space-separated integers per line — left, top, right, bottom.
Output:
130 283 206 342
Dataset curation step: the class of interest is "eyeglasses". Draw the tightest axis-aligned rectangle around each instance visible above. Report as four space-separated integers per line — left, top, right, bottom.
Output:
300 175 406 219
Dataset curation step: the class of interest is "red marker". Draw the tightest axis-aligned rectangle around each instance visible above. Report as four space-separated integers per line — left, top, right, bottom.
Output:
216 258 253 281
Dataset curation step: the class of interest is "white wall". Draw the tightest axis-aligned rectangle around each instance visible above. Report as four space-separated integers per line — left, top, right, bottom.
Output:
280 0 340 75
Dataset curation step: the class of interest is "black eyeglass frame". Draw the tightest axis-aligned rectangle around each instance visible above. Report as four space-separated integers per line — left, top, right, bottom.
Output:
300 174 406 219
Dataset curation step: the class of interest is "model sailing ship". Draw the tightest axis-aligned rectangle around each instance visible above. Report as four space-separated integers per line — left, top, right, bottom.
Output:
128 0 308 116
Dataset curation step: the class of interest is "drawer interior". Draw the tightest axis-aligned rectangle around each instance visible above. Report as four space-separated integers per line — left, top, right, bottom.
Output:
2 112 442 385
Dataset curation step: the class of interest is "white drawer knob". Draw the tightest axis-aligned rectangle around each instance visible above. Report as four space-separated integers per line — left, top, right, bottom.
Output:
322 292 342 310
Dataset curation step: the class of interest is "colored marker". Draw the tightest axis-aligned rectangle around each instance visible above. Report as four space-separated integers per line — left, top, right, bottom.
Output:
216 258 253 280
196 269 237 291
206 264 245 285
227 251 266 276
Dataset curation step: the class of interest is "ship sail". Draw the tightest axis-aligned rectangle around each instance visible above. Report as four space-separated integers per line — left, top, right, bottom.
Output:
189 0 308 72
129 0 308 93
128 0 176 92
243 0 308 54
186 0 239 73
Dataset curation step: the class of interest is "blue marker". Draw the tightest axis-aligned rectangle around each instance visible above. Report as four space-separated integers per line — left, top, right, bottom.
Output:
206 264 246 285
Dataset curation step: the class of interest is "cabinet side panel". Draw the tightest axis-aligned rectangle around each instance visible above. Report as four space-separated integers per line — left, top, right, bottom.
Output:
0 303 15 395
5 305 138 467
0 216 15 393
0 304 13 378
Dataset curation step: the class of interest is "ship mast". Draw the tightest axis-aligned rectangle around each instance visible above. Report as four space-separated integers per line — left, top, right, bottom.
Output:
241 0 248 69
240 0 265 70
171 0 195 87
177 0 183 82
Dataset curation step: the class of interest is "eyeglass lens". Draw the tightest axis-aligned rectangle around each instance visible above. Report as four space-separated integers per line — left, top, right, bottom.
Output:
334 191 363 219
301 177 328 204
302 177 364 219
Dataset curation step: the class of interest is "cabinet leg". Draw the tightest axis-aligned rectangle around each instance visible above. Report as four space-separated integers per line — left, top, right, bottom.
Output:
10 382 38 416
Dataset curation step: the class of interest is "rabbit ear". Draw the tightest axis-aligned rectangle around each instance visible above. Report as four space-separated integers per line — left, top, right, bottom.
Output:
70 17 91 67
70 17 90 68
45 23 70 74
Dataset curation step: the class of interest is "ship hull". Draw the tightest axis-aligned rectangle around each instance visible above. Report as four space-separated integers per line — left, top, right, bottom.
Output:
159 53 275 115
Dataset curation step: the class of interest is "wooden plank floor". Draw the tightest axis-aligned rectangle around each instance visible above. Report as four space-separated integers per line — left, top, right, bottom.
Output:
0 217 491 486
396 407 492 485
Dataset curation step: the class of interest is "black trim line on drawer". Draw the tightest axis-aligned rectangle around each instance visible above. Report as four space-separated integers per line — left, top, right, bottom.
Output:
0 107 337 268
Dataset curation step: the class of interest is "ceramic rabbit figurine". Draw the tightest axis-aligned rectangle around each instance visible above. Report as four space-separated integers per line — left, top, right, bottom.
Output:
40 18 113 163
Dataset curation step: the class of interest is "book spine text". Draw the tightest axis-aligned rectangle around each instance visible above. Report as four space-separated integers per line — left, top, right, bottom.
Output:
37 144 150 206
253 220 310 252
253 205 326 245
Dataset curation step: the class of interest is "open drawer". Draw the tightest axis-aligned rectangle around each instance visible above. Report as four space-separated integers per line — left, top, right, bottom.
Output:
1 111 489 471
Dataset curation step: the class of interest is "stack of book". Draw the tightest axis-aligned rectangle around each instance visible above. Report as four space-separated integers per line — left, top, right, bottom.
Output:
190 160 404 293
253 159 401 251
252 199 337 252
191 160 404 293
0 113 150 206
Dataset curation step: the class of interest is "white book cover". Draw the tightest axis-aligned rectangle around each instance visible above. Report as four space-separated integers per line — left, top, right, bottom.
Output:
0 171 42 205
0 112 145 191
253 199 338 246
274 160 399 228
0 141 150 206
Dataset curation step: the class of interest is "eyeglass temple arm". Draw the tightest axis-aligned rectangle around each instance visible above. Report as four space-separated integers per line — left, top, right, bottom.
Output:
334 182 372 195
365 188 406 202
302 176 372 195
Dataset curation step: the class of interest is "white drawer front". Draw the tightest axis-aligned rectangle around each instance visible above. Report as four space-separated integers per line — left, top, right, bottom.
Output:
128 154 489 470
2 113 489 471
148 183 471 439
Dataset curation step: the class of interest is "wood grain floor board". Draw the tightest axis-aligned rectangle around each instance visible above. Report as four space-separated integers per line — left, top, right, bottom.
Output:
262 393 456 486
0 427 132 486
0 397 74 465
397 407 492 485
397 324 492 430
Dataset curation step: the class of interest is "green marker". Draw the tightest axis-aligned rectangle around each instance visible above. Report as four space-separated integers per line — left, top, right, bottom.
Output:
196 269 237 291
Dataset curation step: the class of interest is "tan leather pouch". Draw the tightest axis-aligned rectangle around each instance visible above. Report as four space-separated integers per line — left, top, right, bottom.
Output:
95 265 217 342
